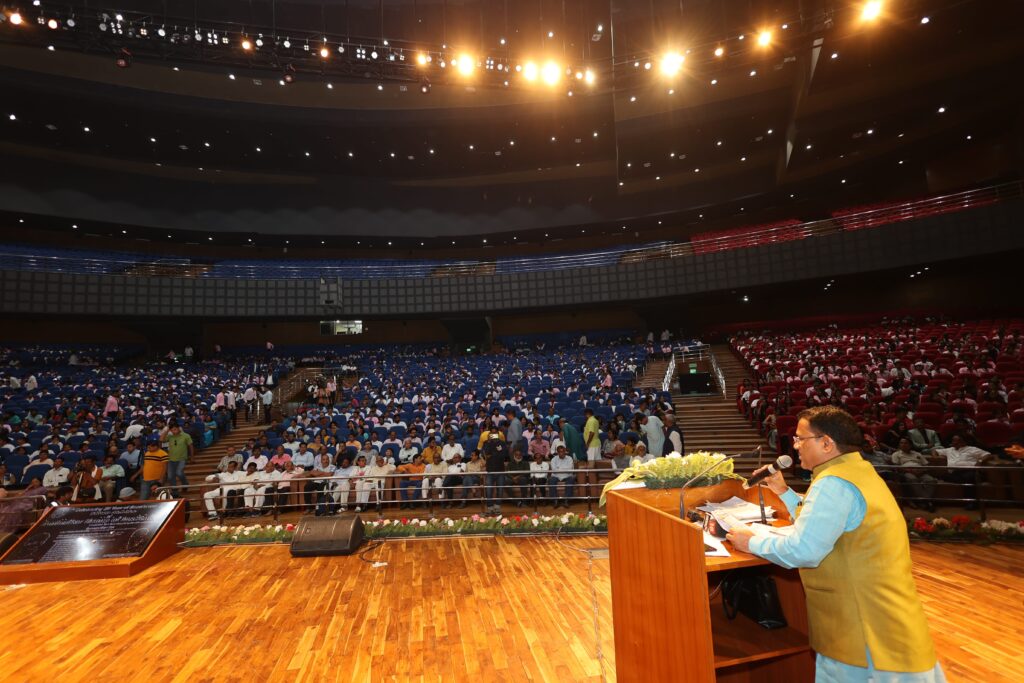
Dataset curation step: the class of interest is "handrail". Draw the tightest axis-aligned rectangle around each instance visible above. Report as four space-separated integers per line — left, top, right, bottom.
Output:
0 181 1019 280
661 355 676 393
707 349 728 399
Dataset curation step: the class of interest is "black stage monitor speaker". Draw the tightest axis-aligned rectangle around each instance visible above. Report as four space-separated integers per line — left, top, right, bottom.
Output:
290 514 365 557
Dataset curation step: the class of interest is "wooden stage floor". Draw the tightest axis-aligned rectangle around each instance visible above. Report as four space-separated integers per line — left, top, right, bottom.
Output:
1 538 1021 682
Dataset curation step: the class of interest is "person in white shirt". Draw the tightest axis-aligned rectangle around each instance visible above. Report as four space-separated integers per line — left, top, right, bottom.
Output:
934 435 993 510
422 453 447 501
442 454 467 508
244 461 283 514
363 454 396 511
441 434 464 463
333 457 356 511
397 438 419 465
549 447 575 508
309 453 338 513
42 457 71 489
261 387 274 424
934 435 992 468
203 461 246 519
351 455 373 512
243 449 269 472
529 451 551 502
282 437 301 454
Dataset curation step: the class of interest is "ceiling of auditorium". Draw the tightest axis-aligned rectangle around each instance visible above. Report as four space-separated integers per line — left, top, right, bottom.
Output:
0 0 1022 248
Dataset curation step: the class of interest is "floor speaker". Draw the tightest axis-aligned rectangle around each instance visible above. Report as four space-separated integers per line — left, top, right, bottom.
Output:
290 514 365 557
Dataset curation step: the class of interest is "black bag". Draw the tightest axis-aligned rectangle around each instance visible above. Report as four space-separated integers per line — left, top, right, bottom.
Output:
721 572 788 629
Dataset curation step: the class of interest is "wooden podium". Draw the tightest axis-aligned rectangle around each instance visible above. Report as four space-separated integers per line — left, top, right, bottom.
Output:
606 481 815 682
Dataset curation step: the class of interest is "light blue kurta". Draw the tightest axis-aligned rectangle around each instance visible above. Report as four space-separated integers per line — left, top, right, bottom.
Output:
748 482 947 683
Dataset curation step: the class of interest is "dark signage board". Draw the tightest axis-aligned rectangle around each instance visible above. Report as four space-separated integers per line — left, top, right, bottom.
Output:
1 502 177 565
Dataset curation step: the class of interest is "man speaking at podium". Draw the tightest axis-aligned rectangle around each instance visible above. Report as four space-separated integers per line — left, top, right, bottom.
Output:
727 406 945 682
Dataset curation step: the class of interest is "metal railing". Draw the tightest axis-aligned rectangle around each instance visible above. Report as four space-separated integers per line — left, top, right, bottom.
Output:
0 494 49 533
707 350 728 400
661 355 676 393
1 181 1019 280
154 466 622 522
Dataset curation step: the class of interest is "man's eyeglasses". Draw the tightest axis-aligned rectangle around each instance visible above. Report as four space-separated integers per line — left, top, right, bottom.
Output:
792 434 826 445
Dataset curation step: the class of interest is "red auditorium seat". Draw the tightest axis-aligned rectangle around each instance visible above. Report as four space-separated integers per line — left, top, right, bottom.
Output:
976 421 1014 449
775 415 798 455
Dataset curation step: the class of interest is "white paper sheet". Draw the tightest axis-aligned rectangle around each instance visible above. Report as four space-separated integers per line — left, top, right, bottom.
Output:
703 531 730 557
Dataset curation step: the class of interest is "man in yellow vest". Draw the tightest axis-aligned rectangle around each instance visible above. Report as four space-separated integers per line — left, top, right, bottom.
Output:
727 406 945 682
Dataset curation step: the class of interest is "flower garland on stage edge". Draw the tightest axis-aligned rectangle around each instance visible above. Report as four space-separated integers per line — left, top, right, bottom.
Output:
909 515 1024 543
182 513 608 547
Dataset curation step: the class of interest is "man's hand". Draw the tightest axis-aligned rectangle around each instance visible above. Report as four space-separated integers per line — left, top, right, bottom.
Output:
750 463 789 495
726 526 756 554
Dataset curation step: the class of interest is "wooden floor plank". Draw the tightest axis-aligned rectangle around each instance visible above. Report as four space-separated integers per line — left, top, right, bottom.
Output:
0 538 1020 682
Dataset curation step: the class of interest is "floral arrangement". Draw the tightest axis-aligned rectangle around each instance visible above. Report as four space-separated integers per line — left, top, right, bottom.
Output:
182 515 606 547
600 451 744 505
184 523 297 547
908 515 1024 543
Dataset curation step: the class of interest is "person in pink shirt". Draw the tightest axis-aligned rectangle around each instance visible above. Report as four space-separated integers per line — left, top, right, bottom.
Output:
103 391 120 417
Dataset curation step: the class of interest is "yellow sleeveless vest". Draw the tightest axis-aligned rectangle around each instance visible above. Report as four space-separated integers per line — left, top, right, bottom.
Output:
798 451 936 672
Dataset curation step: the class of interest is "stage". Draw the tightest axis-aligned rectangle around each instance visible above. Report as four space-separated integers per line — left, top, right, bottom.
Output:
1 537 1020 682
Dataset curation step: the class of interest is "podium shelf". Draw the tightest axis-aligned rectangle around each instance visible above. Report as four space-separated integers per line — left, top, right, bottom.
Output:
709 594 812 670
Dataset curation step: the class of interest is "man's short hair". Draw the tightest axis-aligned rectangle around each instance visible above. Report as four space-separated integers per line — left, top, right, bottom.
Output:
797 406 863 451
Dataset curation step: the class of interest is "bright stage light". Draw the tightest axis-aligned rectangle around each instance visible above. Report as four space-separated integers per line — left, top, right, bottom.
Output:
457 54 474 76
9 12 23 25
541 61 560 85
241 38 252 51
714 46 724 57
416 53 427 65
660 52 685 77
47 18 59 30
523 61 538 82
862 1 883 21
320 46 329 58
757 30 772 47
584 69 596 85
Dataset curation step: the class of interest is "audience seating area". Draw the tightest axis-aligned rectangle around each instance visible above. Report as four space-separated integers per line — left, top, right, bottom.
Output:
733 319 1024 443
0 351 293 490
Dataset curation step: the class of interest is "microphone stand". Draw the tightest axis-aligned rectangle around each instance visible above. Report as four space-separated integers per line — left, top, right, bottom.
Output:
678 453 740 521
755 446 768 525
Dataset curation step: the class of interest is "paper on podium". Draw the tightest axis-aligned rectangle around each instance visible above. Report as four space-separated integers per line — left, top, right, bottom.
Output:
748 523 795 539
697 496 774 525
703 531 730 557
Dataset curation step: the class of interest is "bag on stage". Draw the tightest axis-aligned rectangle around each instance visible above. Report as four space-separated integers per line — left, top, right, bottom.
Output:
721 571 787 629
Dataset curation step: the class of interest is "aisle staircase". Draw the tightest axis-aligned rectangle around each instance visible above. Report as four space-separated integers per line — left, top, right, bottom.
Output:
671 345 769 477
634 357 671 390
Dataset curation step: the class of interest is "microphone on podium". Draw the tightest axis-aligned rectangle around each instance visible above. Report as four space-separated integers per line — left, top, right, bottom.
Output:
742 455 793 490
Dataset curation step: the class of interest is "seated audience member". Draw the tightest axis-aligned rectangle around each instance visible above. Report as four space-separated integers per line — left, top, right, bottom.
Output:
506 449 531 507
934 434 994 509
890 438 937 512
422 453 448 503
529 451 551 502
117 486 138 502
277 461 304 512
528 433 551 460
243 448 269 472
462 450 485 504
364 454 396 507
442 454 467 508
217 446 244 472
441 433 464 464
42 456 71 490
203 461 245 520
99 454 125 502
243 462 282 515
908 417 942 455
307 453 337 515
351 455 373 512
332 457 355 512
549 446 575 508
391 454 423 507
